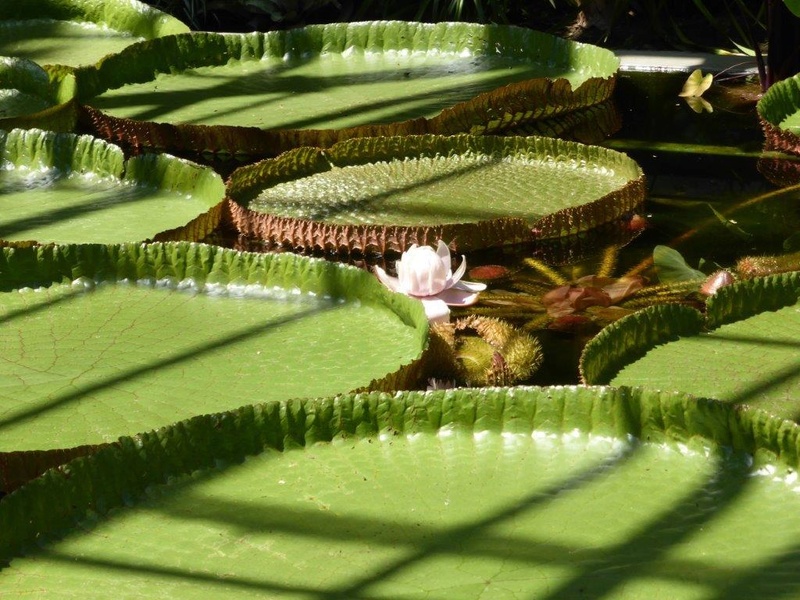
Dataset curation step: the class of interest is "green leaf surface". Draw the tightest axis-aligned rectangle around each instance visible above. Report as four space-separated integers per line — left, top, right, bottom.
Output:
3 387 800 598
248 138 636 226
227 134 646 253
0 128 224 244
81 23 617 130
0 0 189 68
581 273 800 421
784 0 800 18
74 22 618 158
0 242 428 452
758 73 800 155
0 57 54 119
759 74 800 132
653 244 706 283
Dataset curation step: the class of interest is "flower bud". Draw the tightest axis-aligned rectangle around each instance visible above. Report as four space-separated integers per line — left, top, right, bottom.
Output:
396 244 449 296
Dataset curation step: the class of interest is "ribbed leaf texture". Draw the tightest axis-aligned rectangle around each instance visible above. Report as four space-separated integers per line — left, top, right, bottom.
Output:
581 274 800 421
74 22 618 159
0 242 428 462
3 387 800 598
225 134 644 254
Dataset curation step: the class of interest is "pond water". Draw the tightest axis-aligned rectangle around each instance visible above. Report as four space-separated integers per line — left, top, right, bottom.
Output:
205 69 797 387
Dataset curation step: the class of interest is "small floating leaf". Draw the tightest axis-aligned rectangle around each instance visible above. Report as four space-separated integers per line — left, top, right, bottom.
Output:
680 69 714 113
653 245 706 283
679 69 714 98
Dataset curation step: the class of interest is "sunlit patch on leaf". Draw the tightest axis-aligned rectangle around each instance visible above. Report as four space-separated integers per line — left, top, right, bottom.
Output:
0 0 189 68
5 388 800 598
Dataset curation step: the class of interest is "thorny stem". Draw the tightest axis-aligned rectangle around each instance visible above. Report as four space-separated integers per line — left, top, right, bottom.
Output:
523 257 570 286
597 244 621 278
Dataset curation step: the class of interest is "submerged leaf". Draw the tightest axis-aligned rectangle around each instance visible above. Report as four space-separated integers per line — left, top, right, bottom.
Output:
707 203 753 240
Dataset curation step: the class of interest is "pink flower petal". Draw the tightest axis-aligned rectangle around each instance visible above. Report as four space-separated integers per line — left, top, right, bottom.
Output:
435 240 452 273
373 265 401 293
420 297 451 323
434 287 482 307
452 279 487 293
449 254 467 287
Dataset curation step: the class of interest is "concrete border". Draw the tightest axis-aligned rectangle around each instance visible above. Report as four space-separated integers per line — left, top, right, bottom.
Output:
616 50 758 75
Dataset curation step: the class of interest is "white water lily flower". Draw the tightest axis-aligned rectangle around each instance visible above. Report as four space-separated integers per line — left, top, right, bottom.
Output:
374 240 486 323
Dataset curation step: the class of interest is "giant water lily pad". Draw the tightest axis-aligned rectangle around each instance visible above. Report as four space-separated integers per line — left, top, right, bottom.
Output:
0 242 428 454
0 0 189 68
0 57 53 119
0 128 225 244
74 21 619 159
0 57 78 132
226 134 646 254
580 272 800 421
758 73 800 156
3 386 800 598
